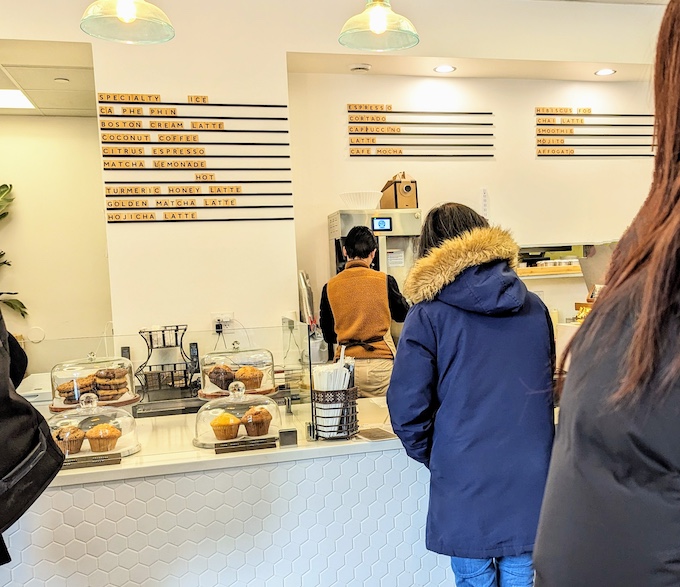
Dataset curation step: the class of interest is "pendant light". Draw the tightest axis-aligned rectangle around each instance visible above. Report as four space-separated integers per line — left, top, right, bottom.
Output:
339 0 419 52
80 0 175 45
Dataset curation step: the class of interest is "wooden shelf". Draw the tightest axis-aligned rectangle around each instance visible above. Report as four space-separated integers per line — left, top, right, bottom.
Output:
517 265 582 278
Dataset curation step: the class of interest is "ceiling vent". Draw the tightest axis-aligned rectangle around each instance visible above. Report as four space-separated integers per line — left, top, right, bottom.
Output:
349 63 372 73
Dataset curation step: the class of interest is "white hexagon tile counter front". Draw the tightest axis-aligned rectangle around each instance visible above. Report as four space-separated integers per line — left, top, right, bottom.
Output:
0 450 454 586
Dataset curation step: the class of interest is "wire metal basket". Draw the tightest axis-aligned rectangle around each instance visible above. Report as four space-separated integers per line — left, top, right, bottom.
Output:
311 386 358 440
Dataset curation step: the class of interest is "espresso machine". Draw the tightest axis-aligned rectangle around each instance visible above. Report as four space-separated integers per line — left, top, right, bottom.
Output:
328 209 422 341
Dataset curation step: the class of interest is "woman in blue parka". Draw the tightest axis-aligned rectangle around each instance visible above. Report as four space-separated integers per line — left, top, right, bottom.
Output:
387 203 555 587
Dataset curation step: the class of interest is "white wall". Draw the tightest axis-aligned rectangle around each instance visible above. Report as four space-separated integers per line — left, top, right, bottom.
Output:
0 0 667 338
288 73 653 318
0 116 111 338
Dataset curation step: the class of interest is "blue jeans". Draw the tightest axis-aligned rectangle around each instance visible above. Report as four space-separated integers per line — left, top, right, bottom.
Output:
450 554 534 587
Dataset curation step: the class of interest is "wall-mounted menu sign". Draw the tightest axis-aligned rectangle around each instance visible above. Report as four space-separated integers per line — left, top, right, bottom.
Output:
97 93 292 223
534 107 654 158
98 93 161 102
347 103 495 158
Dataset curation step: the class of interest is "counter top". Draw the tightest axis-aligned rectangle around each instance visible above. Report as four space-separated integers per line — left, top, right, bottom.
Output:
48 398 402 487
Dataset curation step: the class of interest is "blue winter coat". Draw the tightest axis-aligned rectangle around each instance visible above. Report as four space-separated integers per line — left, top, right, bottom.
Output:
387 226 555 559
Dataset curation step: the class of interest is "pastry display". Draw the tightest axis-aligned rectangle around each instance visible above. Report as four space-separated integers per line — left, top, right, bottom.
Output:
194 380 281 449
85 423 122 452
235 366 264 390
209 412 241 440
241 406 273 436
53 425 85 455
207 364 234 391
54 368 131 405
48 392 141 457
200 349 275 399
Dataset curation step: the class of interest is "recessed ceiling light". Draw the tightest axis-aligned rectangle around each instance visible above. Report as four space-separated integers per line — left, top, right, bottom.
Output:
54 77 71 84
434 65 456 74
595 68 616 76
0 90 35 109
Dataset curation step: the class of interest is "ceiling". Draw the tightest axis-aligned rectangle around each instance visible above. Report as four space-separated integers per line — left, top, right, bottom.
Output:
0 39 96 117
287 53 652 82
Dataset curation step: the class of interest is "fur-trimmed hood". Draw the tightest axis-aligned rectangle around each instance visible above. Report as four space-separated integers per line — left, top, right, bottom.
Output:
404 226 525 314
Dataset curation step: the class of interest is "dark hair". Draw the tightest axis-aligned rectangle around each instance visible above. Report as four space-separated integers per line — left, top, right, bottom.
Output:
417 203 489 258
559 0 680 405
345 225 377 259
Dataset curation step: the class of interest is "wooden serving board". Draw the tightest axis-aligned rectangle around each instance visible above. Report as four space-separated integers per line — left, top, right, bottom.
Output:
49 393 141 413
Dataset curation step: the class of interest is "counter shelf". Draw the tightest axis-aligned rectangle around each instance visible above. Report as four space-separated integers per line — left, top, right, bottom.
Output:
49 354 139 413
22 319 313 421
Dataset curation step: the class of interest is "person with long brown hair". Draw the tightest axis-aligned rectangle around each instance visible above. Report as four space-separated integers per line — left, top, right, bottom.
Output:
533 2 680 584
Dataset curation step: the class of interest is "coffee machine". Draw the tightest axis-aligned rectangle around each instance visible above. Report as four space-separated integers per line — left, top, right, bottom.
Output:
328 209 422 341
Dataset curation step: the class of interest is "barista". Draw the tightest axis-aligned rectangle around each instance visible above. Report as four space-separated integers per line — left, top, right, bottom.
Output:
319 225 409 397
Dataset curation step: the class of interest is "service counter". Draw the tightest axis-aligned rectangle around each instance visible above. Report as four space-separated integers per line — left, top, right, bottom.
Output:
1 399 454 586
50 399 399 487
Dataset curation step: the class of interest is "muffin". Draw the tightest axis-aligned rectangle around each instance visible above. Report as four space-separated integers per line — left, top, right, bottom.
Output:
241 406 272 436
210 411 241 440
53 425 85 455
85 423 122 452
235 366 264 390
207 364 235 391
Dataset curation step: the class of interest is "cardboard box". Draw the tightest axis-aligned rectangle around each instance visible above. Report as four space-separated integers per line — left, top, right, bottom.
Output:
380 171 418 209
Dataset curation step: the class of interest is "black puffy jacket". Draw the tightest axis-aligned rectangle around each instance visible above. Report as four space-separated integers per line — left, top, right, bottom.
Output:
535 310 680 586
0 312 63 564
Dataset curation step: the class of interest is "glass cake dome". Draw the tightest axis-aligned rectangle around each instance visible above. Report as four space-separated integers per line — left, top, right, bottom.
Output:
46 393 141 458
199 347 276 399
194 381 281 448
50 353 138 412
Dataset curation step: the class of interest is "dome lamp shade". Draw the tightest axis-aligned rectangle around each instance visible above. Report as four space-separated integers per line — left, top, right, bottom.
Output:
80 0 175 45
339 0 419 52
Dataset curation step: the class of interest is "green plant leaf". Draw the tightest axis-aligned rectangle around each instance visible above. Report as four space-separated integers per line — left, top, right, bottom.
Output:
0 184 13 217
0 185 25 318
1 298 27 317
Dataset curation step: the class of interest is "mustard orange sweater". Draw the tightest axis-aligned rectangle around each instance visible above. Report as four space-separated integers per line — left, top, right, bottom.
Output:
323 260 394 360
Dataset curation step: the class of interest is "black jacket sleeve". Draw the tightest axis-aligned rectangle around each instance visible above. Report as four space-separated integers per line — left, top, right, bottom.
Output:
387 275 410 323
319 284 337 344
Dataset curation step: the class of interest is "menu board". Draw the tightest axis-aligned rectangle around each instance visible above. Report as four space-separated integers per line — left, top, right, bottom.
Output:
535 107 654 158
347 103 495 158
98 93 292 223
